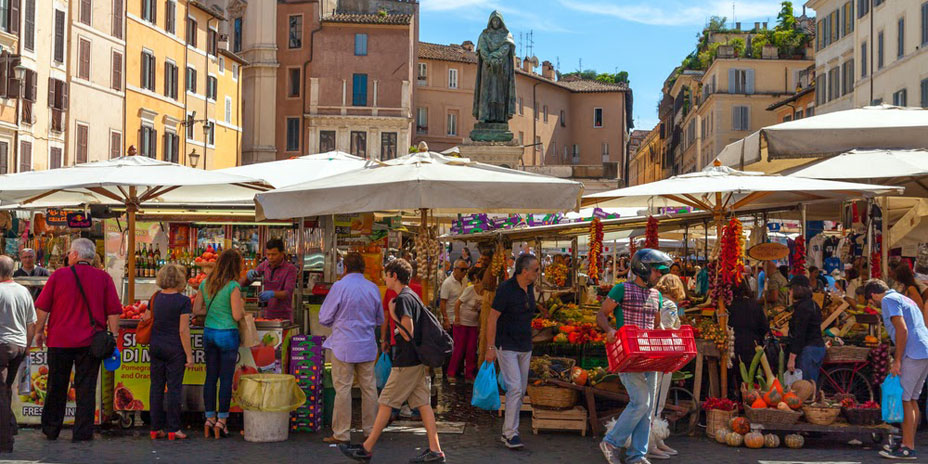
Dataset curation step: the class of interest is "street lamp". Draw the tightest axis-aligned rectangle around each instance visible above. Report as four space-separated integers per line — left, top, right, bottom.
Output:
188 148 200 168
13 63 26 81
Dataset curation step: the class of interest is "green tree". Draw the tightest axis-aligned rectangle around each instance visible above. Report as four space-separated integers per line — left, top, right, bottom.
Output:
776 1 796 31
728 38 746 57
707 16 727 32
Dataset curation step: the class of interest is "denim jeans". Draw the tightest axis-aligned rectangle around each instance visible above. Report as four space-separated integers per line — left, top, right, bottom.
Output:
799 344 826 386
604 371 656 462
203 328 239 419
497 349 531 439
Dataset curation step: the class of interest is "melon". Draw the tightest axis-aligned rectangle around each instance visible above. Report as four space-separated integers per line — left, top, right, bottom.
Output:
785 433 804 449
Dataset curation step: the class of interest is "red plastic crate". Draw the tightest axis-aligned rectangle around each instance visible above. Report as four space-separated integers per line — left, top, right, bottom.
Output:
606 325 697 373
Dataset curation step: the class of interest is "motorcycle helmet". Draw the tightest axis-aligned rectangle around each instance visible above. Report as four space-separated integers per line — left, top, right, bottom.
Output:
630 248 673 283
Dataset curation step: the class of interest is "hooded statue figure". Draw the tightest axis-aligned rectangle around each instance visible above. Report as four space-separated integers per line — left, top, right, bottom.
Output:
472 11 517 125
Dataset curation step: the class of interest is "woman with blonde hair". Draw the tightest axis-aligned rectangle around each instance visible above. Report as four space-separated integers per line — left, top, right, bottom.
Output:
143 264 194 440
647 273 687 460
193 249 245 438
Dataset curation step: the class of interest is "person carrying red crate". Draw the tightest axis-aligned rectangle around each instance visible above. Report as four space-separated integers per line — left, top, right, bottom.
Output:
596 248 672 464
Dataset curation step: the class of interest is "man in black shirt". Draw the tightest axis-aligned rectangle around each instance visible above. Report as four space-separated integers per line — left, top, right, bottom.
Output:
486 254 539 450
12 249 48 300
339 259 445 463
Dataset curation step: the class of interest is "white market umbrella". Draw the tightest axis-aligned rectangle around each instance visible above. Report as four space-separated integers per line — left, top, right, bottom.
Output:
255 151 584 220
0 156 270 301
216 151 366 189
789 148 928 197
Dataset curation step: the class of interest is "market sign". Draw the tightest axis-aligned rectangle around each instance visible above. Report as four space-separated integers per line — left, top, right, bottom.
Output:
67 211 92 228
45 209 71 226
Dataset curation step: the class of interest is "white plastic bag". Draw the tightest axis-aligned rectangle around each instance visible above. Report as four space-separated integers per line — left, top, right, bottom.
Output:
783 369 803 389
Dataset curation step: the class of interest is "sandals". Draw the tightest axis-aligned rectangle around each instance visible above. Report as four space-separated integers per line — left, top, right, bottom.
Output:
151 430 187 440
213 419 230 439
204 418 217 438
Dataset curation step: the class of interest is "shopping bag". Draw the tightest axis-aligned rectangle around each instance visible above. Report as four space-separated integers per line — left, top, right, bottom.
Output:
16 355 31 395
471 361 501 411
375 352 392 389
783 369 803 389
238 313 259 347
882 374 904 423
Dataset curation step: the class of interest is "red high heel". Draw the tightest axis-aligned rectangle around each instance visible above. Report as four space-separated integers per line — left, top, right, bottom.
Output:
168 431 188 440
150 431 166 440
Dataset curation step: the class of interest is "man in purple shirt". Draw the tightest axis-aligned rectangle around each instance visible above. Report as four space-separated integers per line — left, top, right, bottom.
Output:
319 252 383 445
240 238 298 321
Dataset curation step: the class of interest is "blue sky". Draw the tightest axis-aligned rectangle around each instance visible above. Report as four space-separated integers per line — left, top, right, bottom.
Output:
420 0 792 130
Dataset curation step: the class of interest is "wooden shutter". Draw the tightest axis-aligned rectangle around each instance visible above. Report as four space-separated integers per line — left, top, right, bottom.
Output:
60 80 69 109
172 134 179 162
111 132 120 158
162 132 168 161
112 0 122 38
112 52 122 91
79 39 91 79
80 0 91 24
165 0 173 33
19 141 31 172
77 125 88 163
164 62 170 97
9 0 20 35
137 128 143 155
48 77 56 108
0 142 7 174
6 56 19 99
728 69 736 93
148 54 156 91
54 10 64 62
140 53 146 89
0 54 7 98
152 129 157 158
151 0 156 25
745 69 755 95
25 70 36 102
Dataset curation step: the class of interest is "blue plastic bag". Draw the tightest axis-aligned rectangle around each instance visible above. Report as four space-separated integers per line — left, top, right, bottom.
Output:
471 361 502 411
375 352 392 389
882 374 904 423
498 367 508 393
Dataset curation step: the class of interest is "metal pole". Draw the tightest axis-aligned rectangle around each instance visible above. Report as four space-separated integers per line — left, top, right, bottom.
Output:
297 217 306 333
866 199 873 279
571 236 579 304
127 186 137 304
881 196 889 279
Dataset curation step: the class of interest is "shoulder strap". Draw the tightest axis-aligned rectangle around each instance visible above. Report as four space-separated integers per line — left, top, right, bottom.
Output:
148 291 161 317
71 266 100 331
394 290 422 345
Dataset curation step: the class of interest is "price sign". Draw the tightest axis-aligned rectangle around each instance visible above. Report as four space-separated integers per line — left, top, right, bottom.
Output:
46 209 69 226
67 211 92 228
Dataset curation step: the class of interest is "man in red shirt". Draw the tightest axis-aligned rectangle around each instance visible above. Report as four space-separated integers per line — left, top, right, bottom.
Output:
33 238 121 442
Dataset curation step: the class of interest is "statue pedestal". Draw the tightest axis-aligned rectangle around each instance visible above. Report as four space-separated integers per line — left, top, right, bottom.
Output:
469 122 513 143
458 139 524 168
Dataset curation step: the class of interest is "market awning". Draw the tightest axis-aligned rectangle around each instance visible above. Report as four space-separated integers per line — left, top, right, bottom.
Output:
789 148 928 198
255 151 584 220
216 151 366 189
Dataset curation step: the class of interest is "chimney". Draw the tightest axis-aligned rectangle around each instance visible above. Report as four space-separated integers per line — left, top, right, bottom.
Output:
735 22 741 31
522 56 534 73
541 60 555 79
763 22 768 29
461 41 474 52
754 22 760 31
513 56 522 69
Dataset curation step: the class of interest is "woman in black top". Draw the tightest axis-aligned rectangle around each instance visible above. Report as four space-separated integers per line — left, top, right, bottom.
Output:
727 279 768 398
143 264 194 440
786 275 825 385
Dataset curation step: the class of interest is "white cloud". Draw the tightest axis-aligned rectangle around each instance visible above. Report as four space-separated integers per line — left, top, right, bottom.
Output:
556 0 785 27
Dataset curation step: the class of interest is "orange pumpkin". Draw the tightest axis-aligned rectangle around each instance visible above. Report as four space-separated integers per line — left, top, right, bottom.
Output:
570 367 589 386
744 389 761 405
763 387 783 407
783 392 802 410
750 398 767 409
729 417 750 434
770 378 784 395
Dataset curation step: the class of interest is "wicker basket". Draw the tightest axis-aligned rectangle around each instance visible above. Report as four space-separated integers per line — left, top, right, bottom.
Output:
843 407 881 425
743 405 802 426
705 409 737 439
526 384 578 410
825 345 871 363
802 405 841 425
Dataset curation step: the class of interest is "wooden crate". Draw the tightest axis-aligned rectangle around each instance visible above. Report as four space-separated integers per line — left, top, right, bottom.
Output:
498 395 532 417
532 406 587 436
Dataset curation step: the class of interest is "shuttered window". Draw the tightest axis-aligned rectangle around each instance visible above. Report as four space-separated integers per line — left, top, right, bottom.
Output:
164 0 175 34
110 131 121 159
53 10 65 63
352 73 367 106
79 0 90 24
112 0 122 38
78 38 91 79
112 51 122 90
23 0 35 50
76 124 89 163
49 147 62 169
732 105 750 131
19 141 31 172
0 142 8 174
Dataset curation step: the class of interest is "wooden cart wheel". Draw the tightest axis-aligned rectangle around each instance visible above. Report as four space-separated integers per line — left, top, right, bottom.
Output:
664 385 698 436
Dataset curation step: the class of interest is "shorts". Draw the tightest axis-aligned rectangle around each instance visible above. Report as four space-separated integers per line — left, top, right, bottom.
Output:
378 365 430 410
900 356 928 401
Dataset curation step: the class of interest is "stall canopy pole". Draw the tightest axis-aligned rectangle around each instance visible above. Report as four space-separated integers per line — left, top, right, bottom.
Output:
420 208 431 306
571 236 579 304
881 196 889 279
127 186 138 303
714 191 729 399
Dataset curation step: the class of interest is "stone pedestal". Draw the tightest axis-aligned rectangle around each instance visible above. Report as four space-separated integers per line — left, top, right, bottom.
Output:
469 122 513 142
458 140 524 168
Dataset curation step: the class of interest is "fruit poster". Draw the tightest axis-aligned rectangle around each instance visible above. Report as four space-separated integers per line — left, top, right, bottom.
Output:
12 347 103 425
114 324 295 412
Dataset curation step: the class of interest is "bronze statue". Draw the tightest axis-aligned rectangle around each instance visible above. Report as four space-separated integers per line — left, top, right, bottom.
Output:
470 11 516 142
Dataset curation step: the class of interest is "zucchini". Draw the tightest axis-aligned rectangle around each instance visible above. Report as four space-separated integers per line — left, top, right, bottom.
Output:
739 359 750 385
748 347 764 384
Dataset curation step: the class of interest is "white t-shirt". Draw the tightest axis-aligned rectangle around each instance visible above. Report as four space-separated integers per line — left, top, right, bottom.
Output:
0 281 37 347
456 285 481 327
808 234 826 269
439 275 464 324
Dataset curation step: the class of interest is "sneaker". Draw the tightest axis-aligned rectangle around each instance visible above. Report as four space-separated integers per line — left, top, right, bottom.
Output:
879 446 917 460
501 434 524 449
338 443 373 462
400 404 414 418
883 441 901 453
409 449 446 463
599 440 621 464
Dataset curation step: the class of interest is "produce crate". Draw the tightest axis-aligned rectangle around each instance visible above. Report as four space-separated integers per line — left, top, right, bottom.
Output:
606 325 697 373
580 344 608 369
825 345 871 363
532 406 587 436
498 395 532 417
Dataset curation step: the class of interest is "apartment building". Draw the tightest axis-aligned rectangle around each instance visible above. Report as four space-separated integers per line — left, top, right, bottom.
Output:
768 65 816 123
808 0 928 111
230 0 277 165
0 7 20 173
68 0 127 164
414 42 631 167
628 126 662 186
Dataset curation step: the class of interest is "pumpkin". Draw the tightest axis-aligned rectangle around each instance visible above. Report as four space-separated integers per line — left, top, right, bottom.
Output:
763 387 783 407
783 392 802 410
729 416 750 434
744 431 764 449
714 427 731 444
764 433 780 448
770 378 784 395
777 401 792 412
570 367 589 386
726 431 744 447
750 397 767 409
744 389 761 405
791 380 815 402
784 433 804 449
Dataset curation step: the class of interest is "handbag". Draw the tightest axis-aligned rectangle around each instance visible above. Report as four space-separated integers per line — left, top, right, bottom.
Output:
71 266 117 360
135 291 160 345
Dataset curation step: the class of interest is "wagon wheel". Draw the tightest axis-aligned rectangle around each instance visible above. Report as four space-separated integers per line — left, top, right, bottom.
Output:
819 366 874 402
663 386 698 436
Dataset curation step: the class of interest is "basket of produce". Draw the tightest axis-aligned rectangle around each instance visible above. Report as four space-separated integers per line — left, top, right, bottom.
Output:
529 356 576 382
606 325 697 373
802 403 842 425
824 345 870 363
841 399 882 425
531 319 557 343
526 383 578 409
702 398 738 439
744 404 802 426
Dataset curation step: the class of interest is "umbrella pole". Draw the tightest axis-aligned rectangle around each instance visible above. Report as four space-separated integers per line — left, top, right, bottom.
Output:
881 196 889 279
127 188 137 304
714 193 729 399
420 208 430 305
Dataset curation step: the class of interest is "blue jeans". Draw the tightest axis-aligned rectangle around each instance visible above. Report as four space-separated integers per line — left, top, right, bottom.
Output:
604 372 656 462
203 328 239 419
799 345 826 386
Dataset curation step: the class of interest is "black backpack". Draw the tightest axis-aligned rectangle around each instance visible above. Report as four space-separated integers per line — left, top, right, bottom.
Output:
395 290 453 368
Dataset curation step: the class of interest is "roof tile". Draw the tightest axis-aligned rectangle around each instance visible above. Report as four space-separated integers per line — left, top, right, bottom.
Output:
322 13 412 25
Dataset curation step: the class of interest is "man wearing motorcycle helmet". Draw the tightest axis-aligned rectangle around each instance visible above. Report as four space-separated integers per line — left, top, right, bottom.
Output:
596 248 672 464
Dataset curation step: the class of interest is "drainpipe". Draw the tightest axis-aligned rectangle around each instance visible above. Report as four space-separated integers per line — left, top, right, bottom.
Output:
204 17 217 169
869 0 874 104
302 0 322 155
532 81 540 165
622 91 629 186
64 4 73 164
183 17 189 166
